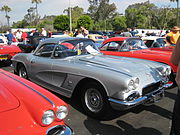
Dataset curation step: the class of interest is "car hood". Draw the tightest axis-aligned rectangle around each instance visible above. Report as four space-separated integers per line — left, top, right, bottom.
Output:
0 45 21 53
78 54 158 75
137 49 171 55
0 84 20 113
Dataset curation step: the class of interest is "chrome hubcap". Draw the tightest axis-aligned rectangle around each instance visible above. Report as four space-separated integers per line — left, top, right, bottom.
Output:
85 88 103 113
19 67 27 79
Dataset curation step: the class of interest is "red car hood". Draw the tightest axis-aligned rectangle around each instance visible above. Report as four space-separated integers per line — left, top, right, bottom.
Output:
0 83 20 113
0 45 21 54
135 48 172 55
150 46 173 52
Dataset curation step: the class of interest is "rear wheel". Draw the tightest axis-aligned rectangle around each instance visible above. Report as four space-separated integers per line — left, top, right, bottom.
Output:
81 82 112 119
18 64 28 79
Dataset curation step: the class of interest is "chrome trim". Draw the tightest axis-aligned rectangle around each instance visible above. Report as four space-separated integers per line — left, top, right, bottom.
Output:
109 84 167 107
0 72 55 107
109 96 147 106
46 125 72 135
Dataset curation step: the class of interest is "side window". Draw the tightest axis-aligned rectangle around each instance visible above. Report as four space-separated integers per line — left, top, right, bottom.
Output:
100 42 119 51
53 43 77 58
107 42 119 51
144 40 154 48
35 44 56 57
100 43 109 51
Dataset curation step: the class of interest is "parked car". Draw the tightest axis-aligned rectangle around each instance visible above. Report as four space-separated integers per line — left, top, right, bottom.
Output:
12 37 172 119
88 34 105 48
100 37 176 81
17 36 49 53
0 44 22 65
0 35 7 45
0 69 72 135
141 36 174 51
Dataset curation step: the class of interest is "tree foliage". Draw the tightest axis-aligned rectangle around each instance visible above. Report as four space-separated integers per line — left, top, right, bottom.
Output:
77 15 93 30
64 6 84 29
0 5 11 27
112 16 127 31
87 0 117 22
53 15 69 31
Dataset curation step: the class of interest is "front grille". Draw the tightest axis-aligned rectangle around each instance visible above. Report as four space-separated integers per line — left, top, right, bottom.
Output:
142 81 161 96
47 125 65 135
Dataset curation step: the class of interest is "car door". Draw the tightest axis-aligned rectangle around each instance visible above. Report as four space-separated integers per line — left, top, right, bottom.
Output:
29 43 56 87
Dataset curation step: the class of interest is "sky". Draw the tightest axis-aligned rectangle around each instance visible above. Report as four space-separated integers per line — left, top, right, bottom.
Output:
0 0 177 25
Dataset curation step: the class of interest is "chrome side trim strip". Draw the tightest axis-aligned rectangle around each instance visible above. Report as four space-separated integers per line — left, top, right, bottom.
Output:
0 72 55 107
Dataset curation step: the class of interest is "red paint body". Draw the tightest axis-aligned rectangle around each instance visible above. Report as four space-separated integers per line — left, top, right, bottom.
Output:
0 69 69 135
0 45 21 60
101 37 177 73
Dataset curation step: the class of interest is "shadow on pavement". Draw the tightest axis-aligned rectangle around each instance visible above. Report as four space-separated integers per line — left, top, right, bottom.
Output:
83 117 162 135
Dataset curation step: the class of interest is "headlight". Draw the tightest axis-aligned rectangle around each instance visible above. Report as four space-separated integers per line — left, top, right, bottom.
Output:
159 67 171 77
42 110 54 125
128 78 139 90
165 68 171 76
56 106 68 120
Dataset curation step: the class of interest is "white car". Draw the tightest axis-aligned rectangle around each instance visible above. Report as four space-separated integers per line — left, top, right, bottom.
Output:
0 36 7 45
141 36 169 48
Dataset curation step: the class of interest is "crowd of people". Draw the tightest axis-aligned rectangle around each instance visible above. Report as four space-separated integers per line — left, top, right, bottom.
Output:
4 25 180 47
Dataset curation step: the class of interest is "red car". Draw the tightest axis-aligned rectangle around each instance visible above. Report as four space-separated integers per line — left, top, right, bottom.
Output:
0 44 21 65
0 69 72 135
100 37 177 78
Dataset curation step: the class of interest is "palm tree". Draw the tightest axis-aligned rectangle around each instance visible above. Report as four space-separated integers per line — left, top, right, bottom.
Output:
0 5 11 27
31 0 42 21
170 0 179 26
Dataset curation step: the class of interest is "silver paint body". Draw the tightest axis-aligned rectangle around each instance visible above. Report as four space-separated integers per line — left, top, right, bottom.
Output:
12 37 170 110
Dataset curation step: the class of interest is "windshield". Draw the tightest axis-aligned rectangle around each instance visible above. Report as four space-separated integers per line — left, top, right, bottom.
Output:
120 39 147 51
157 38 166 47
54 39 100 58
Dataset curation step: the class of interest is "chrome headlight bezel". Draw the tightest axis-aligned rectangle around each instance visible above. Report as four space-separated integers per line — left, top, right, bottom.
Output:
127 77 140 91
42 110 55 125
56 105 68 120
159 67 171 77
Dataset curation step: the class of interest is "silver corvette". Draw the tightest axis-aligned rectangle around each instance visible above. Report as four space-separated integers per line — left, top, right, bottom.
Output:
12 37 172 118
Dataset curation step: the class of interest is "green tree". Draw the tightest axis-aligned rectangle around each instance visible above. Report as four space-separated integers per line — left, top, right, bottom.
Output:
64 6 84 29
125 1 157 28
12 20 28 28
112 16 127 31
77 15 93 30
0 5 11 27
53 15 69 31
31 0 42 25
170 0 179 25
87 0 117 23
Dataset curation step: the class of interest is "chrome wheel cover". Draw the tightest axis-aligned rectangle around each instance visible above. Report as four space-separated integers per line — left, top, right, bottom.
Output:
84 88 103 113
19 67 27 79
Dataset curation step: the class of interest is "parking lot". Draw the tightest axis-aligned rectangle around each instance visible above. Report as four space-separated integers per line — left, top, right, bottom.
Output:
1 64 177 135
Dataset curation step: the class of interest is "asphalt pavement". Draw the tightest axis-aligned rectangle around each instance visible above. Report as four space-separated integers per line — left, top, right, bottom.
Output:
1 64 177 135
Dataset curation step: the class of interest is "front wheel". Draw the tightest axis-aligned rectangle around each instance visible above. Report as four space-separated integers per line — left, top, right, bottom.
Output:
18 64 28 79
81 82 112 119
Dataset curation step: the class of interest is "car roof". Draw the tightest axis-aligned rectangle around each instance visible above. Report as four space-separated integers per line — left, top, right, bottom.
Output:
102 37 141 44
35 37 94 51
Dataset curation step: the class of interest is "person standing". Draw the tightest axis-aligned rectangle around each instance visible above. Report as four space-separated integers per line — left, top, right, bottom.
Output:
21 31 28 44
170 36 180 135
41 28 47 36
16 29 22 42
80 26 89 38
6 29 13 45
166 26 180 45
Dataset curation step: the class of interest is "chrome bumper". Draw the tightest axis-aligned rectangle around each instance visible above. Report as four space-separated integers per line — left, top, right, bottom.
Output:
46 125 72 135
109 83 171 111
